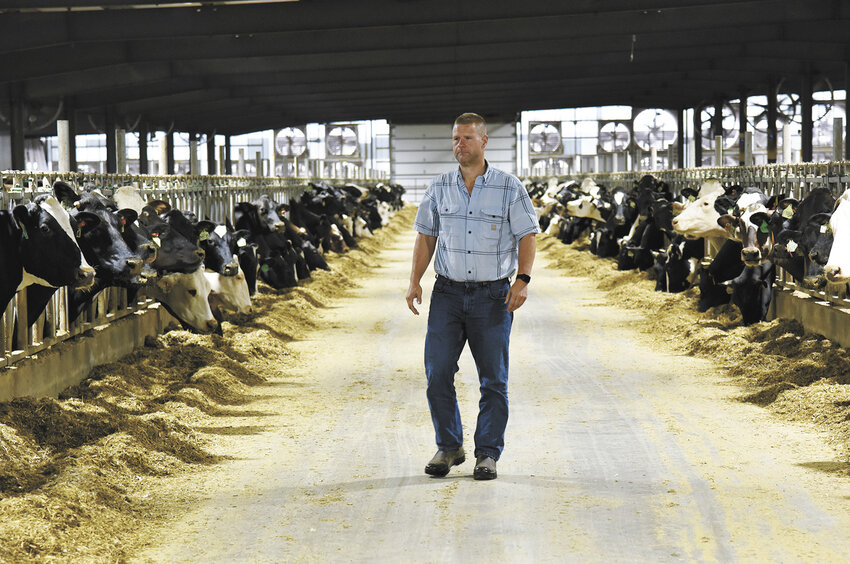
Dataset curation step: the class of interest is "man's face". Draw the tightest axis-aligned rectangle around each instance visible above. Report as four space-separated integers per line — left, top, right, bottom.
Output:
452 122 488 166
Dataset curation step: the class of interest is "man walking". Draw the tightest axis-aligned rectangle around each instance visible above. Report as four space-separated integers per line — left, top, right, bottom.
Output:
406 112 540 480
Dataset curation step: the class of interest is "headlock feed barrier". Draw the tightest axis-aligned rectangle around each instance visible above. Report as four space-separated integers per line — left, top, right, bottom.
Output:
0 170 373 372
526 160 850 346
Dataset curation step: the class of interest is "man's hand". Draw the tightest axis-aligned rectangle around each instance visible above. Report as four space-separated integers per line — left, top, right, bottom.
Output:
407 281 423 315
505 281 528 312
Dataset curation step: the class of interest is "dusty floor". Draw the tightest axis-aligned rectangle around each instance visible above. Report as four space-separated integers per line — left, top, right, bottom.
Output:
3 211 850 562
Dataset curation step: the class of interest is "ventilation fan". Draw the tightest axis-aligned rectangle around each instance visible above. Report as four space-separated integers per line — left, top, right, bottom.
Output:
528 122 562 155
700 103 738 150
747 77 835 149
598 121 631 152
632 109 676 151
275 127 307 157
326 125 359 157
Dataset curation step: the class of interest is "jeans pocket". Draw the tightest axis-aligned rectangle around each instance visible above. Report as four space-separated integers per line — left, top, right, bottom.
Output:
487 282 509 301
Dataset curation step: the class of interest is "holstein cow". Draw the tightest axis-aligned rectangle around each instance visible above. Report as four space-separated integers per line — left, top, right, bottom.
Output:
149 267 220 333
763 188 836 287
137 204 206 274
697 239 744 312
0 196 95 317
205 268 252 315
823 188 850 291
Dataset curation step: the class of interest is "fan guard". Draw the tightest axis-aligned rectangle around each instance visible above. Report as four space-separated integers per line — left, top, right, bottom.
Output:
633 109 676 151
326 125 359 157
598 121 631 152
528 122 562 155
275 127 307 157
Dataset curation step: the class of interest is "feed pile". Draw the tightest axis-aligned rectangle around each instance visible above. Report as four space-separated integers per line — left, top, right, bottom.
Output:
0 205 416 562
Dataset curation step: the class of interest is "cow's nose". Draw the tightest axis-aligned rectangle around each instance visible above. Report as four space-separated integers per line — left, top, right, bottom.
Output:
195 249 206 260
671 218 679 227
126 257 142 274
206 319 220 332
223 262 239 276
809 249 824 264
274 222 286 232
824 265 841 281
73 266 96 290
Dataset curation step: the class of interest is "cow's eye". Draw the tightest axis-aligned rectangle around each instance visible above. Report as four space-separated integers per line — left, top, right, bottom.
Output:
188 289 197 296
41 224 50 232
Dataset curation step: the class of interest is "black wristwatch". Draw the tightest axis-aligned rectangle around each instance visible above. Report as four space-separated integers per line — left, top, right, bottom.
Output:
516 273 531 284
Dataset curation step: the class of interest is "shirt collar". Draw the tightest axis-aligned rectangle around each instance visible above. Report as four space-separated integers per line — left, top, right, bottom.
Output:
455 159 491 186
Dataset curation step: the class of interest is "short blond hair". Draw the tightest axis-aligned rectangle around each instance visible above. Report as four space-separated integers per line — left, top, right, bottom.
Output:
454 112 487 136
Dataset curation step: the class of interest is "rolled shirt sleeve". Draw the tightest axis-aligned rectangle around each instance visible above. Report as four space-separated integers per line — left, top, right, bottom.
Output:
413 181 440 237
508 177 541 239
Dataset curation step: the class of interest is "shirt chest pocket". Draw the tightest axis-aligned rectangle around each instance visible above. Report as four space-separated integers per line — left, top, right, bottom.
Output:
480 207 506 239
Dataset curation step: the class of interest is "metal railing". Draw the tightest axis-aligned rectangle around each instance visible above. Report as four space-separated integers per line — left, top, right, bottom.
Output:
0 171 386 369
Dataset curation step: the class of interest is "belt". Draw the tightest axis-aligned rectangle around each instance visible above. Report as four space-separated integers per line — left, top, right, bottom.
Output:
436 274 509 288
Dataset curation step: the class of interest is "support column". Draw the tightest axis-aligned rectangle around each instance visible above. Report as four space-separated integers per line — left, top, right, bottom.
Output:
834 117 843 161
846 62 850 160
167 131 175 174
189 132 199 175
677 108 685 168
63 98 77 171
138 123 149 174
57 120 71 172
712 100 724 139
693 105 702 167
225 136 233 175
105 108 117 173
218 146 226 175
801 68 813 163
206 132 216 176
9 92 25 170
116 128 127 174
238 148 245 176
767 77 778 164
159 132 168 175
738 91 748 165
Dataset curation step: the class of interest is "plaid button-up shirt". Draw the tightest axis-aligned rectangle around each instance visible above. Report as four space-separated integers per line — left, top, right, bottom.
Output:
414 163 540 282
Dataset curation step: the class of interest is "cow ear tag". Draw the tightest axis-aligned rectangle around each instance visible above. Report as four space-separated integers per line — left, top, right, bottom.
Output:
629 201 636 207
688 195 695 202
199 231 210 241
261 264 270 273
120 216 126 233
821 224 830 234
237 237 247 248
760 221 769 234
20 224 28 240
786 240 798 253
727 207 734 215
76 219 85 238
152 236 161 247
782 205 794 219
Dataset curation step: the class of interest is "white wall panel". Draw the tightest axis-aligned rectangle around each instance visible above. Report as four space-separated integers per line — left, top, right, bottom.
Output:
391 122 516 202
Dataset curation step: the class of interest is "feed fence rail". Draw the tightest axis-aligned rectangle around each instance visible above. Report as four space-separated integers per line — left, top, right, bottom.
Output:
525 161 850 308
0 170 382 370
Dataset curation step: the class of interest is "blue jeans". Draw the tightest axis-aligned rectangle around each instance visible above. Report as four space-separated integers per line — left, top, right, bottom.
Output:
424 275 513 461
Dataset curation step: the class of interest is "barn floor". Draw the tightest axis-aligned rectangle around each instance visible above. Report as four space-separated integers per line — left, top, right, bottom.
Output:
125 227 850 562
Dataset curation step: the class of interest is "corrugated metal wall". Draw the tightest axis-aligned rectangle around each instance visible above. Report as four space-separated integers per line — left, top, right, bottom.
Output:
391 122 517 203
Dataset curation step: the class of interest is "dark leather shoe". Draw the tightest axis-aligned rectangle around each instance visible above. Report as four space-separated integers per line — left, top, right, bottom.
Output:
473 455 497 480
424 447 465 477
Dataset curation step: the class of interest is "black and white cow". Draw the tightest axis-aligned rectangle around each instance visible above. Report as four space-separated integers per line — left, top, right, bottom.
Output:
0 196 95 316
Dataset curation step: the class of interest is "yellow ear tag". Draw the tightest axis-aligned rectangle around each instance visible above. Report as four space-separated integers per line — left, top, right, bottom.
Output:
782 205 794 219
199 231 210 241
688 195 695 202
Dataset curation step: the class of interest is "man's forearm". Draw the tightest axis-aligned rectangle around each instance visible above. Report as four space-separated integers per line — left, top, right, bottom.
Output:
410 233 437 283
517 233 536 276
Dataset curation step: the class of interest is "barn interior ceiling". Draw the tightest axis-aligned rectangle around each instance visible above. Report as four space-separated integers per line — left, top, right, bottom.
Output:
2 0 850 136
